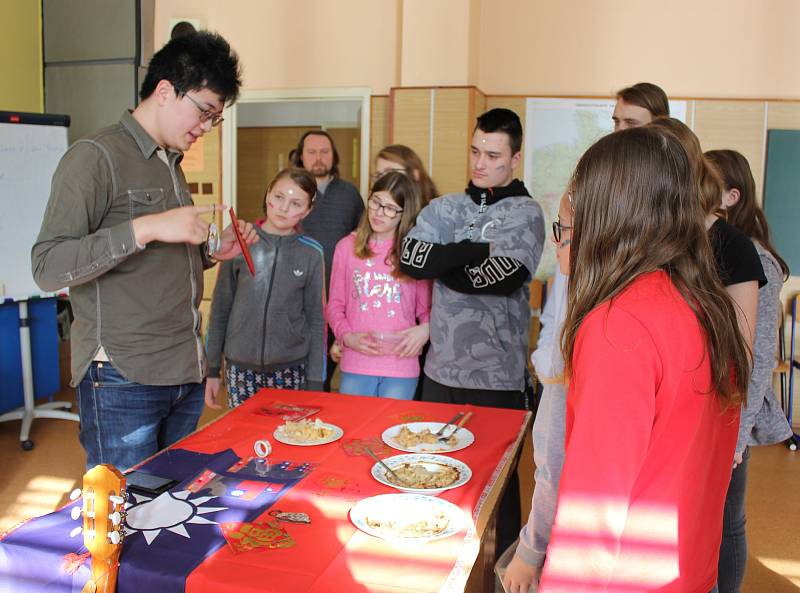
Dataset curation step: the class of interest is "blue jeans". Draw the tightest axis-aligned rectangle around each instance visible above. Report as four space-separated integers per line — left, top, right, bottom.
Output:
716 446 751 593
76 362 205 471
339 372 417 400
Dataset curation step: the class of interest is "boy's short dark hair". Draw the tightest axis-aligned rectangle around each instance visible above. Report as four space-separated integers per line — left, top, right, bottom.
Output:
616 82 670 118
475 108 523 155
140 31 242 105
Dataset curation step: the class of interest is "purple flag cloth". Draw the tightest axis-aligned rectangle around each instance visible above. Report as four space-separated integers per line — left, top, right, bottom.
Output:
0 449 312 593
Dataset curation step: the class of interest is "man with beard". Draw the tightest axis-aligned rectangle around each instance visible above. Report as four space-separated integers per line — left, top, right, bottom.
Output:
293 131 363 288
293 131 363 390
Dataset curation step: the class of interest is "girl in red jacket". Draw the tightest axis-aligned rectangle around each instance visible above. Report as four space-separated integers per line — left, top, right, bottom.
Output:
537 126 750 593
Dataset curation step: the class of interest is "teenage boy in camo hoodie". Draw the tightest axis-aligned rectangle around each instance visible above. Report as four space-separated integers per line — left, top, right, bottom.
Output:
399 107 545 557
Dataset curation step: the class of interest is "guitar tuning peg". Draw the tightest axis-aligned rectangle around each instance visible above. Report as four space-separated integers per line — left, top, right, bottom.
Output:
70 506 82 521
109 495 125 505
109 511 122 526
69 526 83 538
108 531 121 545
69 488 82 501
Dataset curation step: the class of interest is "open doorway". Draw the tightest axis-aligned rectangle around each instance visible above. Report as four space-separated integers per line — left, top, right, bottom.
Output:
221 88 371 221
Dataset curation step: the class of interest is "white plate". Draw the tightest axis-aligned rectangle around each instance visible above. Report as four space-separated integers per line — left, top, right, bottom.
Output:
273 421 343 446
349 493 465 542
371 453 472 496
382 421 475 453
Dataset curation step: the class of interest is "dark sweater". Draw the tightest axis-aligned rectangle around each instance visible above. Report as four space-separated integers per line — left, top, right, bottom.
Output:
205 228 327 390
300 177 364 288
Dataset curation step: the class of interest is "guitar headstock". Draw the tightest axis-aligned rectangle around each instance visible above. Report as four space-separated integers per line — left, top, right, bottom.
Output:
69 464 127 593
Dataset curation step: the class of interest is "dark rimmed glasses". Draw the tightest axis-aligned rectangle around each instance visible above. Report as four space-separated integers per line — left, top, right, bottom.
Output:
367 196 404 219
182 92 224 127
552 220 573 243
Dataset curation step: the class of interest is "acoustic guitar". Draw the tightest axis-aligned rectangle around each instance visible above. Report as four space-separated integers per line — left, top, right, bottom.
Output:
69 464 127 593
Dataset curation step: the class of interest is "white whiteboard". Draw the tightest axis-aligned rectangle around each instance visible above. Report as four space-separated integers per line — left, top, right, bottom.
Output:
0 122 69 300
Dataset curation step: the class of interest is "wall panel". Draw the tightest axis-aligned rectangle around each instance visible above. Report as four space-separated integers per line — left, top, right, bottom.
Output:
693 100 767 200
768 102 800 130
432 88 471 194
391 89 432 172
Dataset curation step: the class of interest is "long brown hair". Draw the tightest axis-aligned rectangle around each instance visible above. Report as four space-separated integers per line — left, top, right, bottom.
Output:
376 144 439 205
705 149 790 279
647 117 724 216
354 171 422 279
561 127 749 408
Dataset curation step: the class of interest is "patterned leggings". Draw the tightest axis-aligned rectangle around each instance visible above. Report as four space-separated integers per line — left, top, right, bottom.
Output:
225 363 306 408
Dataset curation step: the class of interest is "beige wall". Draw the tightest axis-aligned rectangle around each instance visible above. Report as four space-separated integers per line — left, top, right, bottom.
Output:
0 0 42 112
477 0 800 99
156 0 799 99
154 0 401 94
400 0 477 86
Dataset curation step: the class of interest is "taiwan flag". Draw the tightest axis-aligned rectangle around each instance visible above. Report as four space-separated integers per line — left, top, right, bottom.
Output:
0 448 313 593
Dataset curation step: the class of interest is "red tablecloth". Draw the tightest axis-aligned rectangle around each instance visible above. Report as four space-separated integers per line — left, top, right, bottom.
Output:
0 389 530 593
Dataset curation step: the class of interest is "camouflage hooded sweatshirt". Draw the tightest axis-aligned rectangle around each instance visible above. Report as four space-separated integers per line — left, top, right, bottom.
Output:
400 180 544 391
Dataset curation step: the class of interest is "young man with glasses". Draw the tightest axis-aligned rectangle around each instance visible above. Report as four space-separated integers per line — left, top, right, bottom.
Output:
400 108 545 557
32 32 248 471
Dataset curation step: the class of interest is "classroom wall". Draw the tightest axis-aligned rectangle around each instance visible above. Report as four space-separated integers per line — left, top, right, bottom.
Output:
0 0 43 112
477 0 800 99
155 0 800 100
400 0 478 87
153 0 400 94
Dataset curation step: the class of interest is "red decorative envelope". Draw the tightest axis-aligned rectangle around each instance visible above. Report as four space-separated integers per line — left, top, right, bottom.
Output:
253 402 320 421
220 520 295 554
340 436 392 457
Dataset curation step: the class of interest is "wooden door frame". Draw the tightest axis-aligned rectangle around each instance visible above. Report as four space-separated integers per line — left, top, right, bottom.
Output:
221 87 372 209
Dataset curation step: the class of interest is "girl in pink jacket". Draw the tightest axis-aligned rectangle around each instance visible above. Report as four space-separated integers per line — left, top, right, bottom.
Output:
326 171 431 399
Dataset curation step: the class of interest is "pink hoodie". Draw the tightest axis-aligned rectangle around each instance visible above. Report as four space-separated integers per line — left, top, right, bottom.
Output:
326 233 432 378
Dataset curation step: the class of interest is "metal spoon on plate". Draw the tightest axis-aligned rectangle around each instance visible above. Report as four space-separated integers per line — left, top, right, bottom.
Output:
364 446 409 486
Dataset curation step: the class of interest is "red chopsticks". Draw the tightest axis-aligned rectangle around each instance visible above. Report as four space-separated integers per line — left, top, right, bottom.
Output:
228 207 256 276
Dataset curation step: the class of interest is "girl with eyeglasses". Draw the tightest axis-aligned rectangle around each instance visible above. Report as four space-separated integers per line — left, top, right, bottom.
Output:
204 168 327 408
325 171 432 399
533 127 749 592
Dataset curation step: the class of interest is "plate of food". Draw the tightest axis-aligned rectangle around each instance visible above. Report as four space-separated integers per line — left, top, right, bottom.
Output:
382 422 475 453
349 493 465 543
273 418 343 446
371 453 472 496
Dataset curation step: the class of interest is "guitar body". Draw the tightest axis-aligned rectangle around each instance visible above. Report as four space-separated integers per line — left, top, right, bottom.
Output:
75 464 126 593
